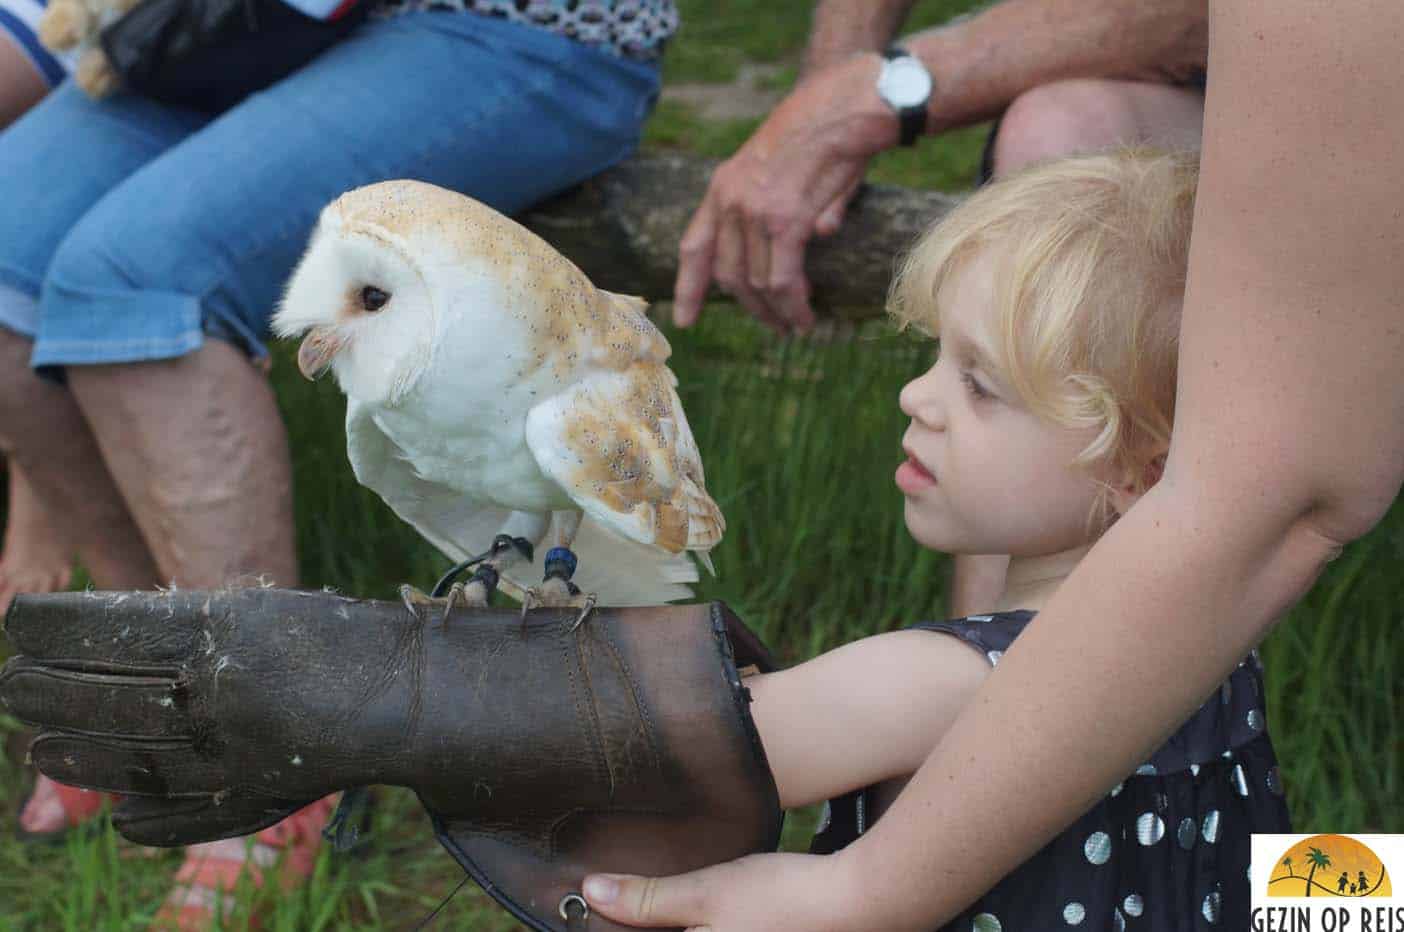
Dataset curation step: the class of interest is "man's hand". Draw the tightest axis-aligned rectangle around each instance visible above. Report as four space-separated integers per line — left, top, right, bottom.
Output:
674 53 899 334
584 851 872 932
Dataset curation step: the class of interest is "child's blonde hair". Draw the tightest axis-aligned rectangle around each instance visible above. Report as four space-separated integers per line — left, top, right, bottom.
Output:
889 147 1197 512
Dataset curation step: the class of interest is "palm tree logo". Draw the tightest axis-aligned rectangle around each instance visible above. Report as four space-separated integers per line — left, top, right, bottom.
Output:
1302 847 1332 897
1268 836 1391 898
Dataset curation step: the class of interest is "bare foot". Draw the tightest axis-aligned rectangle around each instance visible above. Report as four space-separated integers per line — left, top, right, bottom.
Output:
0 462 75 615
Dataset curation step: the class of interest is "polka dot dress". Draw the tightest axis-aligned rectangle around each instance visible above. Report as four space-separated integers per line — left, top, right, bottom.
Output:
810 611 1291 931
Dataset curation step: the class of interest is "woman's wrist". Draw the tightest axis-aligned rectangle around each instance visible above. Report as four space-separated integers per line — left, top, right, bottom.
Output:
824 841 926 932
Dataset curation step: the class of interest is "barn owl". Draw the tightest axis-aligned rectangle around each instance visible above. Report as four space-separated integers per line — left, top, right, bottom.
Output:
272 180 723 618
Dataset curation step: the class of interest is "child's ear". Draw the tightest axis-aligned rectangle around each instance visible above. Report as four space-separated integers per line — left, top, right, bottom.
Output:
1109 451 1167 517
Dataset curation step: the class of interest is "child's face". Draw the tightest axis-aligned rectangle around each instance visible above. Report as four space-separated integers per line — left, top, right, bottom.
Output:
896 252 1105 558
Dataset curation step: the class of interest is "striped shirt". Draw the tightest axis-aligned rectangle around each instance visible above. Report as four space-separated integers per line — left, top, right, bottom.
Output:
0 0 78 87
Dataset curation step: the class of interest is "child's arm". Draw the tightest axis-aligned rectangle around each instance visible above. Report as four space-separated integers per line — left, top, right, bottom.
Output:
747 629 989 809
573 630 990 930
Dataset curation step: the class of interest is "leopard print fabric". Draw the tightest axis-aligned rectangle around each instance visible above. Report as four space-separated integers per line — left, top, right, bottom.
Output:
372 0 678 61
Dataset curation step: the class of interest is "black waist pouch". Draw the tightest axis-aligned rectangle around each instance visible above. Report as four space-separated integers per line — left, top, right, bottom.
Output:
100 0 368 113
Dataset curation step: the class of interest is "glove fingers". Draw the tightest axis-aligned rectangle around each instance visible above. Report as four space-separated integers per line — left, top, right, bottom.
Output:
30 730 228 796
4 587 347 667
0 657 189 737
4 590 208 666
113 794 309 848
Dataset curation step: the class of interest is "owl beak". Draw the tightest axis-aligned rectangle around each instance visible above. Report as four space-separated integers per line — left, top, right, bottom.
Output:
297 327 345 380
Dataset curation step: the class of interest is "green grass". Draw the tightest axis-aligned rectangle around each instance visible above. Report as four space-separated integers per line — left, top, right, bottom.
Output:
2 0 1402 927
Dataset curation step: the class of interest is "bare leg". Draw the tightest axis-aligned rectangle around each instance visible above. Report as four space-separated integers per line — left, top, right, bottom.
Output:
0 36 49 130
0 329 162 834
747 629 989 809
66 339 298 589
951 78 1207 613
0 463 74 613
0 329 160 592
68 341 307 925
990 78 1205 178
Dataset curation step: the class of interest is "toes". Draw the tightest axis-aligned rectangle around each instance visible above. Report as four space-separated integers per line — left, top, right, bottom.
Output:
0 565 76 614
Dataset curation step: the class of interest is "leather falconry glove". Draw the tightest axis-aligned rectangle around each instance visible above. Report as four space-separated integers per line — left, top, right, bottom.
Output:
0 588 782 932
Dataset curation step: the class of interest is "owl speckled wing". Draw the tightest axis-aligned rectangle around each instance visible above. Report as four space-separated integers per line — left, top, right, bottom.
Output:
523 360 724 566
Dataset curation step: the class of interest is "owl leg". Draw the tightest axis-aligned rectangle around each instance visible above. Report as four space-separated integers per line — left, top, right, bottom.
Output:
459 535 534 610
432 535 535 625
401 535 535 625
525 512 596 628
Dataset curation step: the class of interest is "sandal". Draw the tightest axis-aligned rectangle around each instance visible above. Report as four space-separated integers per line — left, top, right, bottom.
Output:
15 773 110 843
154 795 338 931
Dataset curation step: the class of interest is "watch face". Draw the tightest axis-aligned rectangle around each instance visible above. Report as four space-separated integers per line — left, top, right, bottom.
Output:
878 56 933 110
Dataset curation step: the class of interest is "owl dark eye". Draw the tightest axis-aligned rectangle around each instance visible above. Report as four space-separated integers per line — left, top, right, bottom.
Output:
360 286 390 312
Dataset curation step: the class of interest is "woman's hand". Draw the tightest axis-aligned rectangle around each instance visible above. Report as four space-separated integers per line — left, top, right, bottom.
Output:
585 850 874 932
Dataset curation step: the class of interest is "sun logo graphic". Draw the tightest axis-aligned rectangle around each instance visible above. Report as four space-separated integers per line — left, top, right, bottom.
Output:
1268 835 1391 899
1253 834 1403 930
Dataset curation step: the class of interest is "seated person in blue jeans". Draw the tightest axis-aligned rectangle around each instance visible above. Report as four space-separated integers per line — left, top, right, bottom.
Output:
0 0 670 923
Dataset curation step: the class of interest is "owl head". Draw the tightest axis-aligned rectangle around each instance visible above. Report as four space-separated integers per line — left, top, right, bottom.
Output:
273 183 445 407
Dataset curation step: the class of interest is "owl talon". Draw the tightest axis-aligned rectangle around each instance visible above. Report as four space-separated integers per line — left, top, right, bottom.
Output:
400 583 435 619
567 594 597 633
440 581 468 626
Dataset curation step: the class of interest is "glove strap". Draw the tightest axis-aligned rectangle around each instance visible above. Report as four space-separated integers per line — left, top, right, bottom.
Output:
321 786 371 852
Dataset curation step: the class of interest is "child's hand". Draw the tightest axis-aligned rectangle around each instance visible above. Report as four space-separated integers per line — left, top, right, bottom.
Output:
583 851 871 931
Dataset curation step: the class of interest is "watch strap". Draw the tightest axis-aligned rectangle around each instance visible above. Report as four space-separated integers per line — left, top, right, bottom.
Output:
882 45 928 147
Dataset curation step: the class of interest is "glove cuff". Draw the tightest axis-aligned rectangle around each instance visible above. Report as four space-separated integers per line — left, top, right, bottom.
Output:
426 602 783 932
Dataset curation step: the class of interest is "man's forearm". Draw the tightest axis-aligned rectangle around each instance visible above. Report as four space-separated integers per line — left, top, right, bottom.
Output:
903 0 1208 133
802 0 917 75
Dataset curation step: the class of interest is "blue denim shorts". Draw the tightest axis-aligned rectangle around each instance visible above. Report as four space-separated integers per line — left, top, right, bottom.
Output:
0 11 659 371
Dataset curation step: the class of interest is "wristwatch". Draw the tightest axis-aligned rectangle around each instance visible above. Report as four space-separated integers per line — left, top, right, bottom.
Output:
877 45 932 147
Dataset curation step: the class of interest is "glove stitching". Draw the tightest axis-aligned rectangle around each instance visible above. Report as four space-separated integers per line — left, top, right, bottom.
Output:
572 627 616 800
593 629 663 776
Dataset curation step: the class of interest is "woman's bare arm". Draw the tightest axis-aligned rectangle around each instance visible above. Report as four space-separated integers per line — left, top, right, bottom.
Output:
847 0 1404 924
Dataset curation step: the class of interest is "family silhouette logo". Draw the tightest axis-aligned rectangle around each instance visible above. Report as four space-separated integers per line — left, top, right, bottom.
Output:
1269 836 1391 898
1253 835 1404 932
